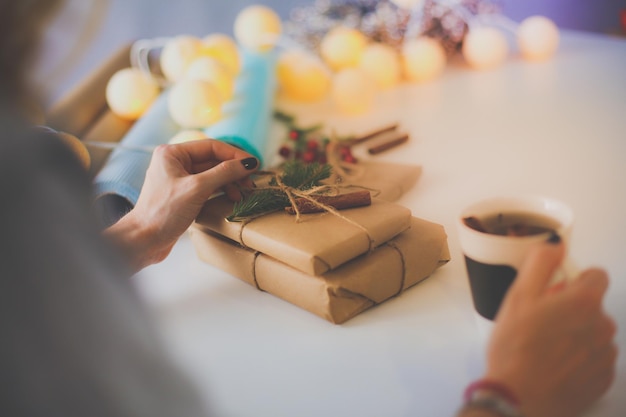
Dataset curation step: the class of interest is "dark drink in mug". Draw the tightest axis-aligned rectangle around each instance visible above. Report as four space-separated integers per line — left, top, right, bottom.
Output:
457 196 574 320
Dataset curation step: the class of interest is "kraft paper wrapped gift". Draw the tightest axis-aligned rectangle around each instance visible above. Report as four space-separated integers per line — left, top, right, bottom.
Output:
189 217 450 324
194 194 413 276
344 161 422 202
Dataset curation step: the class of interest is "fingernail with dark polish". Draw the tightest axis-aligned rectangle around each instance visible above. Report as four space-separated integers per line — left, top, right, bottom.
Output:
547 232 561 244
241 157 258 170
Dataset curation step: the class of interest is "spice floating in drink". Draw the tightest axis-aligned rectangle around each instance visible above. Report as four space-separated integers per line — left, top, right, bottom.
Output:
463 211 559 237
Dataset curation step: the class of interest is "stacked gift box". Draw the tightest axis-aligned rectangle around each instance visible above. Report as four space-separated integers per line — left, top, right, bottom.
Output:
190 191 449 324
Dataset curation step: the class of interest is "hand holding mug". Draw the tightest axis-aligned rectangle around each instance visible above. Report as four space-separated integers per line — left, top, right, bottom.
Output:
484 242 617 417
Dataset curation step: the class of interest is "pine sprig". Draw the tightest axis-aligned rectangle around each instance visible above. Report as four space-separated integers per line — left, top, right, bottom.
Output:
227 161 332 222
226 189 288 222
280 161 332 189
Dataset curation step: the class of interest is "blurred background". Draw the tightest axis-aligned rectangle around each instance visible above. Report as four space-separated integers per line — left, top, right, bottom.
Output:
37 0 626 105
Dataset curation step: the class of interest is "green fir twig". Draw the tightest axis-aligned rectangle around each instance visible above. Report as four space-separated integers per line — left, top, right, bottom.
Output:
226 189 287 222
279 160 331 189
227 161 332 222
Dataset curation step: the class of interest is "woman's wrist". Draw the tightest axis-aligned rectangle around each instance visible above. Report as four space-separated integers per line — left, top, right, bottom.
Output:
457 378 524 417
103 210 170 273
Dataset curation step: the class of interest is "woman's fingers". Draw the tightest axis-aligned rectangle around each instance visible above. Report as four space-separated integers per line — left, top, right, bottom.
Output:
174 138 253 165
568 268 609 309
192 157 258 199
501 243 566 311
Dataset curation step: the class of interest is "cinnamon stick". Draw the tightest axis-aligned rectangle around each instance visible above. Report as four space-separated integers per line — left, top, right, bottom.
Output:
347 123 399 145
285 190 372 215
367 133 409 155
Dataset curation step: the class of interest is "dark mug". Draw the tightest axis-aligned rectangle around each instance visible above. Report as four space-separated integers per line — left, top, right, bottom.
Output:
457 195 575 320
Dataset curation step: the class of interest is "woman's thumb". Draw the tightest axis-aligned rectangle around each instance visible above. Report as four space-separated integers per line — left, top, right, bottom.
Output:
505 239 566 303
196 157 258 194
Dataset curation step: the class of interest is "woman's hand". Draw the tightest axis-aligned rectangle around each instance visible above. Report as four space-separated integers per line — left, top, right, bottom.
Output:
484 242 618 417
104 139 258 272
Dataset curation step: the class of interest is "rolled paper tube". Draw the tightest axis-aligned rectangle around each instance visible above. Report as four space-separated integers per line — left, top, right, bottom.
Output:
47 44 132 137
204 50 277 165
92 90 179 227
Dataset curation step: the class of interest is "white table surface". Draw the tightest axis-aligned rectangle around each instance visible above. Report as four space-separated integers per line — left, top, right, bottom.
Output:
134 31 626 417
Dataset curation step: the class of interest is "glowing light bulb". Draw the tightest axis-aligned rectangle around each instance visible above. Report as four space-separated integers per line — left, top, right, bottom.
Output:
277 50 331 102
462 27 508 70
234 5 282 51
202 33 241 75
106 67 160 120
160 35 204 82
186 56 235 101
168 129 208 144
168 79 223 128
390 0 424 9
518 16 559 61
331 68 376 115
402 37 446 82
320 27 368 70
359 43 401 89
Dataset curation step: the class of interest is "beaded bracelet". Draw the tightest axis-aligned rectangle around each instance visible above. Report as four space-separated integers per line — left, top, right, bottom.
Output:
464 379 520 406
459 379 524 417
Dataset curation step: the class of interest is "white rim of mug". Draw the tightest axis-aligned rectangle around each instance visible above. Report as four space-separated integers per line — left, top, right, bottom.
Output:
458 194 574 243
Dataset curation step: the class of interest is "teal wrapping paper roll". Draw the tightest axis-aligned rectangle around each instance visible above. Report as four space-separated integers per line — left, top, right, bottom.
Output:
204 50 277 166
92 90 179 226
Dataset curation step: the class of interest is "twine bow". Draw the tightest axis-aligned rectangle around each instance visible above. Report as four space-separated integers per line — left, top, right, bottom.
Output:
248 170 374 244
230 162 380 253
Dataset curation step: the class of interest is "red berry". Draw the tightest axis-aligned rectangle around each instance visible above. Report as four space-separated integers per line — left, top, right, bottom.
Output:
302 150 316 163
288 130 299 140
306 139 319 150
278 145 291 158
343 154 357 164
339 146 352 157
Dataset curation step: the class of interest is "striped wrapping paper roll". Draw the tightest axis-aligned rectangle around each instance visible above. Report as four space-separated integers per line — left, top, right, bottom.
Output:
92 91 178 226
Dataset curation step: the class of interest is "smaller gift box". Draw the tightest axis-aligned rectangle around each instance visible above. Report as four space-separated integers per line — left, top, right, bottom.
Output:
194 194 413 276
339 161 422 202
189 217 450 324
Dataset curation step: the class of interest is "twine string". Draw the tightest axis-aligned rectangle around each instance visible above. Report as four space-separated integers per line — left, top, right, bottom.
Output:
236 168 377 252
251 251 263 291
246 228 409 304
386 242 408 298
